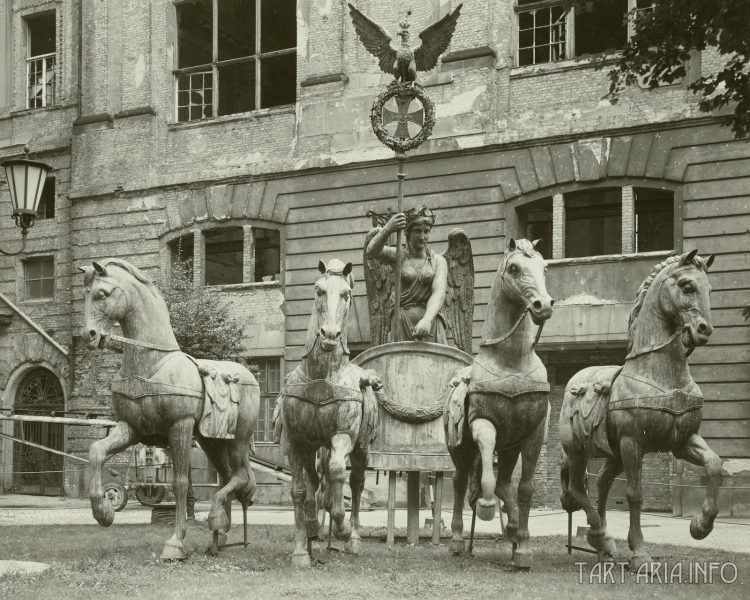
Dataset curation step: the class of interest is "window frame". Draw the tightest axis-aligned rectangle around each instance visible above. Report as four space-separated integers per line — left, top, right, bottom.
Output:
252 357 282 444
23 255 55 302
172 0 297 123
24 10 57 109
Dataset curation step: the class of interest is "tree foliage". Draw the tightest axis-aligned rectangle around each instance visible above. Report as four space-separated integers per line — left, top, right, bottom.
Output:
158 255 246 360
606 0 750 138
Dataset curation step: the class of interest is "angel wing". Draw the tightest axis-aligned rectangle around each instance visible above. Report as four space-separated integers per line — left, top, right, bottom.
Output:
348 3 397 77
363 227 394 347
414 3 463 72
442 228 474 354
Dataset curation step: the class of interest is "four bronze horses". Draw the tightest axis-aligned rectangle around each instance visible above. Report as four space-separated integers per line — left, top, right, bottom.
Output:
560 250 717 571
81 258 259 560
445 238 554 568
275 259 379 568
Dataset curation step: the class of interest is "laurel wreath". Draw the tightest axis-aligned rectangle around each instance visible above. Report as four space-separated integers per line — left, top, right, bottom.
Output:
372 387 445 424
370 81 436 153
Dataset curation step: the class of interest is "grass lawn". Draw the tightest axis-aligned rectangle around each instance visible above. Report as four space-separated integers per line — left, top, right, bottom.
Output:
0 523 747 599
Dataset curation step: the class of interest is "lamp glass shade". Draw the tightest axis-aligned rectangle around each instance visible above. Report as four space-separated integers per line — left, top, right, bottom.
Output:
3 158 53 216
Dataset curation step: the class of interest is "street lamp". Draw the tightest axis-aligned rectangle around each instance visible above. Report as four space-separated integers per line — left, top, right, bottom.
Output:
0 146 53 256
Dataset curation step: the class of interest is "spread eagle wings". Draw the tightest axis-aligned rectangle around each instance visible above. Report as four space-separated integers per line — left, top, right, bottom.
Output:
363 227 395 347
442 228 474 354
348 3 463 77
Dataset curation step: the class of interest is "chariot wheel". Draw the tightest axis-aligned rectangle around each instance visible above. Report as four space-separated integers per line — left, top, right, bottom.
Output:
135 484 166 506
103 481 128 512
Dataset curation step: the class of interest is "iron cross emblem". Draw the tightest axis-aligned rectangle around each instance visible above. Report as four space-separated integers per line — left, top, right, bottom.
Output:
382 95 425 139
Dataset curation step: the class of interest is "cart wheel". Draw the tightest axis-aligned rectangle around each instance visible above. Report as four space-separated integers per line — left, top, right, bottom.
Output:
136 485 166 506
103 482 128 512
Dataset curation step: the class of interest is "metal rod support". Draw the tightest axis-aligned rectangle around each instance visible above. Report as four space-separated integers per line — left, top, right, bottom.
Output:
393 152 406 340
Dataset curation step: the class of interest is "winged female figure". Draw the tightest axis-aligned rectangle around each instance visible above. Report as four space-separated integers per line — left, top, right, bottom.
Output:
363 206 474 353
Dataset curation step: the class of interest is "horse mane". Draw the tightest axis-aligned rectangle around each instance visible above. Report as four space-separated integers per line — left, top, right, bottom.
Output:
85 258 163 300
627 253 708 351
509 238 539 259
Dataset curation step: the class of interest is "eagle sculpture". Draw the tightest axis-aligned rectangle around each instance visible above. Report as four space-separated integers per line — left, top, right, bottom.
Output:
348 3 463 83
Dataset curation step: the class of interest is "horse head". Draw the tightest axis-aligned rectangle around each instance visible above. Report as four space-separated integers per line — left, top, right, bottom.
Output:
79 261 129 349
311 259 354 353
658 249 715 349
499 238 554 325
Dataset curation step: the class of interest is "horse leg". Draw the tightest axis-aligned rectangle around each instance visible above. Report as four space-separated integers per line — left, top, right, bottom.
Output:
448 444 474 555
512 415 546 569
287 439 311 568
470 418 497 521
566 451 608 557
199 438 232 548
160 418 194 561
89 421 140 527
345 446 368 555
620 436 650 571
301 447 320 542
675 433 722 540
329 433 354 542
559 453 580 512
494 449 520 544
595 456 622 558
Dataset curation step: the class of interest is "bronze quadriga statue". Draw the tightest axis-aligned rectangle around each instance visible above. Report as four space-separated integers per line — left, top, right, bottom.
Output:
81 259 259 561
274 260 380 568
444 238 554 569
559 250 719 571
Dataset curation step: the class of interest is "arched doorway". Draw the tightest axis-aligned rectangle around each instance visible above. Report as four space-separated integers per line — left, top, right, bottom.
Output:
13 367 65 495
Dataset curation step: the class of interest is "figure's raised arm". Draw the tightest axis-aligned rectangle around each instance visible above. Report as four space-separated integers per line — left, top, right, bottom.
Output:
412 253 448 339
365 212 406 264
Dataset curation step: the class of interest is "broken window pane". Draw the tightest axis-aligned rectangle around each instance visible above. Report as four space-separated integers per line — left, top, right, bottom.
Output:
177 71 213 121
26 13 56 108
574 0 627 56
517 5 567 66
634 188 674 252
177 0 212 68
36 178 55 220
218 60 255 115
565 188 622 258
205 227 244 285
260 52 296 108
218 0 255 60
518 197 553 260
261 0 296 52
254 228 280 281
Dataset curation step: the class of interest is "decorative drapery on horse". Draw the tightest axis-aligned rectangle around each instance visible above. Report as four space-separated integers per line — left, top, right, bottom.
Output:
559 250 718 571
273 259 381 568
81 258 259 561
444 238 554 569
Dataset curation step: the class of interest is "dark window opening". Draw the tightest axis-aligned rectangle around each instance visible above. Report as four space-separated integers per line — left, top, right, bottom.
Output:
565 188 622 258
254 228 280 282
205 227 243 285
169 234 195 280
27 12 56 56
24 256 54 300
26 12 56 108
574 0 628 57
518 197 553 260
254 357 281 443
634 188 674 252
36 178 55 220
177 0 212 68
218 60 256 115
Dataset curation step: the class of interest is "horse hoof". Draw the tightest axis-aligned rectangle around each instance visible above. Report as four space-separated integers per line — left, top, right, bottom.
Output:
291 552 312 569
586 529 611 553
450 539 465 555
91 497 115 527
560 495 580 513
344 538 362 555
333 521 351 542
207 508 229 533
160 541 188 562
476 499 496 522
690 515 712 540
629 554 653 573
512 547 532 570
305 518 319 539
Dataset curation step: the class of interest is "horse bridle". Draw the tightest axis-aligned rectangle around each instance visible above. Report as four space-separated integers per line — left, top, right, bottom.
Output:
480 250 546 348
302 271 352 358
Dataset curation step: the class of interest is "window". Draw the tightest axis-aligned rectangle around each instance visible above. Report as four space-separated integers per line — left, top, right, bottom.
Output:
169 233 194 279
516 0 635 66
565 188 622 258
254 228 280 281
24 256 54 300
205 227 244 285
254 358 281 443
26 12 56 108
517 197 552 259
634 187 673 252
35 178 55 220
174 0 296 122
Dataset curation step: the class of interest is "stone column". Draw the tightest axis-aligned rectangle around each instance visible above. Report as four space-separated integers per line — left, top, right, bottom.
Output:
622 185 635 254
193 228 204 288
552 192 565 259
243 225 255 283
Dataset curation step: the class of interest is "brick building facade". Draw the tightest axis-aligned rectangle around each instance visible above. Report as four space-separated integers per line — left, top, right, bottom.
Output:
0 1 748 513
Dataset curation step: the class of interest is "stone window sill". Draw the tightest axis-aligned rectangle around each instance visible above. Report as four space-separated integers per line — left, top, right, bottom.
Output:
547 250 673 266
509 53 621 80
168 105 295 131
205 280 282 292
